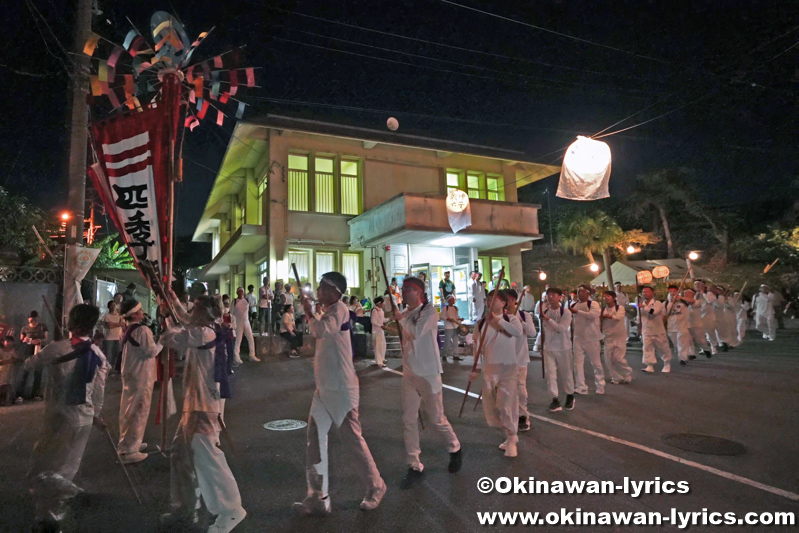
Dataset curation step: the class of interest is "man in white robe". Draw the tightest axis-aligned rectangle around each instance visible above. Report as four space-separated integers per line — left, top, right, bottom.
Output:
370 297 386 368
232 287 259 362
753 285 776 341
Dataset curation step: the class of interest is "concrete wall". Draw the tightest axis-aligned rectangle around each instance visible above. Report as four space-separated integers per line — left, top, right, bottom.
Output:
0 283 60 338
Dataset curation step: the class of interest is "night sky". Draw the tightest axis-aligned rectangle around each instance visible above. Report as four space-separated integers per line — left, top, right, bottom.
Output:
1 0 796 238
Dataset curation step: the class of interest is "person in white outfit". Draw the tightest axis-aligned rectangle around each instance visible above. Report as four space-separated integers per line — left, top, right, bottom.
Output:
472 272 486 321
694 280 719 355
469 289 523 457
682 289 713 358
710 286 733 351
600 291 632 384
466 271 477 320
299 272 386 516
117 300 162 464
665 285 693 366
753 285 776 341
370 297 387 368
539 288 575 412
441 295 463 361
159 296 246 533
258 277 273 335
396 277 462 489
614 282 631 341
733 292 751 343
503 289 536 432
639 286 673 373
26 304 108 533
722 288 740 348
232 287 259 362
570 284 606 395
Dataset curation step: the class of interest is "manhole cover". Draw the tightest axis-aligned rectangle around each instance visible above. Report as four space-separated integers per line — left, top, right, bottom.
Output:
264 419 307 431
661 433 747 456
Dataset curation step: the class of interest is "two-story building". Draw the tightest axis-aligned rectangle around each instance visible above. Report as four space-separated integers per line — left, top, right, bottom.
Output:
192 115 559 317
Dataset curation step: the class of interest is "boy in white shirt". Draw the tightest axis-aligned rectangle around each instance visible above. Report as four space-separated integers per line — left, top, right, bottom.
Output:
469 289 524 457
370 297 386 368
539 288 574 412
503 290 536 432
397 277 462 489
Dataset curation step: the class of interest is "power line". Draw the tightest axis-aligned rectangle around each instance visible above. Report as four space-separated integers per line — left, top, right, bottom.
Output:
434 0 671 65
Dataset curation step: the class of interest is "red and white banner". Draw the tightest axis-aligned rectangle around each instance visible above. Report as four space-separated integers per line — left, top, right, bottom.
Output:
89 75 180 289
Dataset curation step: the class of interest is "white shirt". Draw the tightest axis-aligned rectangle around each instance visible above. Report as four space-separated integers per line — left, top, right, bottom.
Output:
601 304 627 342
475 313 523 368
540 305 572 351
161 326 221 413
698 291 717 319
615 290 630 306
666 297 690 333
687 299 704 328
754 292 775 317
515 310 537 367
102 312 124 341
399 302 442 378
370 307 385 330
442 304 460 330
640 299 667 336
121 324 162 380
258 285 273 308
520 292 536 312
231 297 249 321
284 292 295 307
309 301 358 391
245 292 257 313
472 281 486 302
737 300 751 321
570 299 602 342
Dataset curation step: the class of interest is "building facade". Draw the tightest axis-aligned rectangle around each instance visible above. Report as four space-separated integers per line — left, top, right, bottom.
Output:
192 115 558 316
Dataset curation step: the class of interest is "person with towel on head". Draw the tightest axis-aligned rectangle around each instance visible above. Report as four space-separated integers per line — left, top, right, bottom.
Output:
682 288 713 358
753 284 776 341
117 299 162 464
503 289 536 432
298 272 386 516
666 285 693 366
570 284 606 395
600 291 633 384
26 304 108 533
693 280 719 355
395 277 462 489
639 286 673 373
539 288 574 412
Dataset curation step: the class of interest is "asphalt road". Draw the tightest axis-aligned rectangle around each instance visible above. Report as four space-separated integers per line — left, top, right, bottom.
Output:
1 323 797 532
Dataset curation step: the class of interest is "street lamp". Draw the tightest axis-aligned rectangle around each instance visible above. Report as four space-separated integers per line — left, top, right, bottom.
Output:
590 263 600 272
688 251 699 260
538 271 547 281
60 212 71 222
626 245 636 254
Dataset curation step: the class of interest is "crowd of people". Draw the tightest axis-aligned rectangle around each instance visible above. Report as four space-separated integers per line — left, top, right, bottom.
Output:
4 266 795 532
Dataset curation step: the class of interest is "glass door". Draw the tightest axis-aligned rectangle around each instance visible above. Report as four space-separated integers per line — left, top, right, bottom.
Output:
453 265 469 319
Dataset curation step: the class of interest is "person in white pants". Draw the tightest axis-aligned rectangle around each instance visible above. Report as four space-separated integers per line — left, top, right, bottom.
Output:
118 300 162 464
694 280 719 355
159 296 246 533
441 295 463 361
666 285 693 366
469 289 523 457
733 292 751 343
472 272 486 321
722 289 740 348
754 285 776 341
504 290 536 432
570 284 606 395
539 288 574 412
371 297 387 368
639 286 673 373
600 291 632 384
232 287 259 362
299 272 386 516
614 282 632 341
396 278 462 489
682 289 713 358
710 286 734 350
467 271 477 320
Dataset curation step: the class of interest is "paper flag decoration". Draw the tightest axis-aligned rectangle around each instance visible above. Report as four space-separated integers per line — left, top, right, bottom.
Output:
90 76 102 96
83 32 101 56
197 99 209 120
216 109 224 126
235 101 246 119
107 46 124 68
213 56 223 68
246 67 255 87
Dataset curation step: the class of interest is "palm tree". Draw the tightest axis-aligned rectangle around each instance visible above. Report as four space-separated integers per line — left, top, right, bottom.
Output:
627 169 693 258
559 211 660 287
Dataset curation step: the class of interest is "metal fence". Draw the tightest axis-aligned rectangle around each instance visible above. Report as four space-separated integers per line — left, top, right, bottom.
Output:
0 265 60 284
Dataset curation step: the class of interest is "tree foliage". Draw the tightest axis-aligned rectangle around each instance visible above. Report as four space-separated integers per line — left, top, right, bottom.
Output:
0 186 56 265
90 233 136 269
732 226 799 267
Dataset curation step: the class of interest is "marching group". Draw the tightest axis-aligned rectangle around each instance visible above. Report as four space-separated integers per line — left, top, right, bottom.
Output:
3 265 792 532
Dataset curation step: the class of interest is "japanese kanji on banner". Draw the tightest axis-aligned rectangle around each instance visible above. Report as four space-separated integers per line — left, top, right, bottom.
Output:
88 76 180 289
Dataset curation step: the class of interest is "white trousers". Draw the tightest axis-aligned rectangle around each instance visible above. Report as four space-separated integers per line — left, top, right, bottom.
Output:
688 326 714 354
474 300 485 321
668 331 693 361
543 348 574 399
725 312 740 347
402 372 460 471
516 366 529 418
233 317 255 359
373 328 386 366
737 318 747 343
642 333 672 367
443 329 458 356
756 314 776 340
573 339 605 393
118 372 156 454
305 400 381 501
482 367 518 440
603 340 632 382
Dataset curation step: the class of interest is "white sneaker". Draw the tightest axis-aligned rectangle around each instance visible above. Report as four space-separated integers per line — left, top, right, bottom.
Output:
208 506 247 533
119 451 147 464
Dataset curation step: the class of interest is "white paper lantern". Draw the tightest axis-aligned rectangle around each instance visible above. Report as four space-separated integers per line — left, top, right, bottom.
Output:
445 189 471 233
557 136 612 201
387 117 399 131
446 189 469 213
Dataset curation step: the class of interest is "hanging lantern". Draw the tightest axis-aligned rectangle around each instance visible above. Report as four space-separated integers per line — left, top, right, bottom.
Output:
445 189 472 234
652 265 671 279
556 136 612 201
636 270 653 284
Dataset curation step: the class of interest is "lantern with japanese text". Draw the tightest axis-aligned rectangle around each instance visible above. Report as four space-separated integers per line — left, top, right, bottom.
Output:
446 189 471 233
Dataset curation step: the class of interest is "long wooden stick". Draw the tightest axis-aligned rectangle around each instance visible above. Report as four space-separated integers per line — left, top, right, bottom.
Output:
664 268 691 324
459 267 504 417
378 258 403 345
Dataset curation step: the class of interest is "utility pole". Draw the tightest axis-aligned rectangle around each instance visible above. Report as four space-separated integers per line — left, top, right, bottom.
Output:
62 0 93 326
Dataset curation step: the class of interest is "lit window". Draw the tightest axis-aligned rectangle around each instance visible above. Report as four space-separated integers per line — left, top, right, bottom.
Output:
467 172 484 199
315 157 335 213
341 160 362 215
487 175 505 201
446 171 461 195
288 154 309 211
289 250 310 284
316 252 335 282
342 253 360 290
